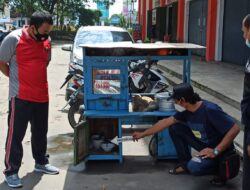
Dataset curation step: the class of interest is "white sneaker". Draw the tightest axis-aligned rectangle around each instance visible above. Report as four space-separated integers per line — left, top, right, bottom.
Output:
5 173 22 188
34 164 59 175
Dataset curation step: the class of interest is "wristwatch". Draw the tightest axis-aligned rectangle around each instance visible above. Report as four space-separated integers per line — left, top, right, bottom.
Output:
213 148 220 157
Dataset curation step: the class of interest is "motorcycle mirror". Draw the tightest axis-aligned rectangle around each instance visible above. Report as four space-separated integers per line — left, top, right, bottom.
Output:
61 44 72 51
60 74 73 89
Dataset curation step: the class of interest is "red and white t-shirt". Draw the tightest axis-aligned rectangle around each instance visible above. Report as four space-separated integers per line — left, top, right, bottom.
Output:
0 27 51 102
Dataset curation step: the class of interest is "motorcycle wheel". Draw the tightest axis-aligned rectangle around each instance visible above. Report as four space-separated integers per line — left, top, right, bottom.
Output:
68 100 83 129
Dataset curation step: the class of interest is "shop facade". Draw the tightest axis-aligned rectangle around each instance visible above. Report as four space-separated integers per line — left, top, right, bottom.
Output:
138 0 249 64
222 0 250 65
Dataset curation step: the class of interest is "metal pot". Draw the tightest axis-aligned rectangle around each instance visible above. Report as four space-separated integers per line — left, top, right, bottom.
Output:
155 92 175 112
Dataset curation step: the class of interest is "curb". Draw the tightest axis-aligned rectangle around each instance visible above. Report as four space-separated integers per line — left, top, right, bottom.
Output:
158 65 241 111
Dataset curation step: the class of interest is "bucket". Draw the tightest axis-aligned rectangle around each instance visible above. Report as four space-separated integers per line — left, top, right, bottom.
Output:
155 92 175 112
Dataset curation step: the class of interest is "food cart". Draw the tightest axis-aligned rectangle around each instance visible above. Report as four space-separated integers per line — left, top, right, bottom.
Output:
73 42 204 166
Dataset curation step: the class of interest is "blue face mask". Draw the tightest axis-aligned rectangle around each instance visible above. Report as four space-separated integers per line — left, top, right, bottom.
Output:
246 39 250 48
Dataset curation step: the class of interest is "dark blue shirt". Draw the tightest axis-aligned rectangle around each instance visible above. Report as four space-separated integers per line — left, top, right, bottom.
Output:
174 100 235 147
241 58 250 145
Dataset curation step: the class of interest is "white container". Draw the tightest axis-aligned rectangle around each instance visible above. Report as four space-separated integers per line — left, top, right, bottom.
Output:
93 139 104 149
155 92 175 112
101 143 115 152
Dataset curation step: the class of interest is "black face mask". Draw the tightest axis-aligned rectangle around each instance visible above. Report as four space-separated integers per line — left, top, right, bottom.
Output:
34 28 49 41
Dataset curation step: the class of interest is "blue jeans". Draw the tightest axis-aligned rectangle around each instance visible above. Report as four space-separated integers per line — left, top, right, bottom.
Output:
169 123 217 176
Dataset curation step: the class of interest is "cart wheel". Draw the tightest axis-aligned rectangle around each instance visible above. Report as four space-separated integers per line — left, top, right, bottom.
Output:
149 136 158 164
149 136 157 156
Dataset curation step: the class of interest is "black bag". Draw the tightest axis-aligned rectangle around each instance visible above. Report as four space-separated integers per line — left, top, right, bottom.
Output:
204 107 240 180
218 149 240 180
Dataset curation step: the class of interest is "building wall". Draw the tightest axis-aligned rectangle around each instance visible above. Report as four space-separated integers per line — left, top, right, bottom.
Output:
165 2 178 42
0 5 11 30
153 0 160 8
221 0 250 65
139 0 218 61
215 0 224 61
141 0 147 40
0 4 10 18
12 17 30 28
165 0 178 5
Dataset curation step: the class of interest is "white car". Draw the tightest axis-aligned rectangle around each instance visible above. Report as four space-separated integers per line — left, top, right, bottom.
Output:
61 26 134 100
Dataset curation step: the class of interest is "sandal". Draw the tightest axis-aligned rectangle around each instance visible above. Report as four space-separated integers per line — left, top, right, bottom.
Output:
169 165 187 175
210 177 226 187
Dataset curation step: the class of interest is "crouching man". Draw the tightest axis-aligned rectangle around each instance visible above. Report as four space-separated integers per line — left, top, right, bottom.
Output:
133 83 240 182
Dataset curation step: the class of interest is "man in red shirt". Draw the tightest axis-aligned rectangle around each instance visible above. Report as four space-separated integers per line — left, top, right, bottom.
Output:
0 11 59 188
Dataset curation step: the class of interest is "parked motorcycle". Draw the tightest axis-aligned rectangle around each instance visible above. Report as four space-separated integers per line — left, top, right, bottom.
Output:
60 64 84 128
128 60 169 93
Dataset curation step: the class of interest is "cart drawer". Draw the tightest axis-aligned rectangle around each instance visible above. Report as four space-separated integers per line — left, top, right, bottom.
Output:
87 98 127 111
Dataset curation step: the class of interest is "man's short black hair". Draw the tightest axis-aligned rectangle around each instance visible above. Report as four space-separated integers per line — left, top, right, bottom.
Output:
30 10 53 29
244 14 250 29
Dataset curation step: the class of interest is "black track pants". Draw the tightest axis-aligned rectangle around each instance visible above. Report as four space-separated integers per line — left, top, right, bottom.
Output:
4 97 49 176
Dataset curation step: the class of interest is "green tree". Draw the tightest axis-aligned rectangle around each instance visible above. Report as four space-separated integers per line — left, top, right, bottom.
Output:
118 14 126 28
7 0 90 17
78 8 102 26
6 0 102 30
6 0 92 29
0 0 5 13
8 0 40 17
110 14 126 28
37 0 57 14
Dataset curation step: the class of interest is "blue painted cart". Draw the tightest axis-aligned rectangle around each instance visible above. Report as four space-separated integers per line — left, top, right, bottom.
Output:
73 42 204 165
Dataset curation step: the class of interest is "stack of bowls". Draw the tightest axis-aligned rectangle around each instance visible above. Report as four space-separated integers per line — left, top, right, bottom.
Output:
101 142 115 152
91 134 104 149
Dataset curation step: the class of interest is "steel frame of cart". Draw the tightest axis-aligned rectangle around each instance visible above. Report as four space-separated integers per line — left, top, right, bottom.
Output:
73 43 204 165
